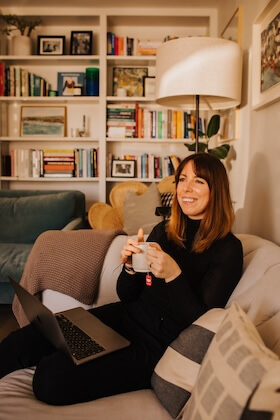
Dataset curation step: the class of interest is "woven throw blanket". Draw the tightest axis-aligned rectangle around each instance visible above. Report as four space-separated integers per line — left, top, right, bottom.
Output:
13 228 125 327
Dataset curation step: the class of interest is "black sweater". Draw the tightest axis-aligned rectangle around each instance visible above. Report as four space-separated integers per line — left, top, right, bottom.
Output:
117 218 243 346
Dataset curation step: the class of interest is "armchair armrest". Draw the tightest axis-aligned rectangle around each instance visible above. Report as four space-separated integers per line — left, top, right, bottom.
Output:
62 217 84 231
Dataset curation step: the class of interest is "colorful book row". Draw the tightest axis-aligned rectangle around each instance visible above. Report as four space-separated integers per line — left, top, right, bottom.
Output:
107 152 180 179
107 33 162 56
106 103 206 139
0 63 51 97
3 148 99 178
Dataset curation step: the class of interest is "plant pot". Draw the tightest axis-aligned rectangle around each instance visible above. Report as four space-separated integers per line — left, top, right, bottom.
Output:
12 35 32 56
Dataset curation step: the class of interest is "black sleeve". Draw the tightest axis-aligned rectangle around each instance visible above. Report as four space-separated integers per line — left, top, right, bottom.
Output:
116 267 146 302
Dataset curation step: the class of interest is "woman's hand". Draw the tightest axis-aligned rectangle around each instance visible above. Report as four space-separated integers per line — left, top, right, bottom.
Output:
120 228 144 266
146 243 182 282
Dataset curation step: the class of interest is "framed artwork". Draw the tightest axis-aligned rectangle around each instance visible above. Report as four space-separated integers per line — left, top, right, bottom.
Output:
57 72 85 96
111 159 135 178
20 106 67 137
37 35 65 55
143 76 156 98
70 31 93 55
252 0 280 110
113 67 148 97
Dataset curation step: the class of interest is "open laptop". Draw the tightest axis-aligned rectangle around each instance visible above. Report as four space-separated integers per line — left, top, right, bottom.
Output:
10 277 130 365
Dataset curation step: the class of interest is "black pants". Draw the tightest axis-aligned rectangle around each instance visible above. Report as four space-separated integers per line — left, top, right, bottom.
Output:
0 302 166 405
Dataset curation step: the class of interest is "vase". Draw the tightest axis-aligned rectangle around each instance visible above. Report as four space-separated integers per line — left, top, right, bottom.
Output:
12 35 32 56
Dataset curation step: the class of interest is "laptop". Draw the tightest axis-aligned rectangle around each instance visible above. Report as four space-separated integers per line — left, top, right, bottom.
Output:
10 277 130 365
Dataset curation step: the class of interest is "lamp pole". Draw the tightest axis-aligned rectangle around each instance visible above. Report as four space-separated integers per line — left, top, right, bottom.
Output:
195 94 199 153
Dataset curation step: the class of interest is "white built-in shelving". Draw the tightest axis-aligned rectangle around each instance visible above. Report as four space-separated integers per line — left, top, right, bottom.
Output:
0 6 217 208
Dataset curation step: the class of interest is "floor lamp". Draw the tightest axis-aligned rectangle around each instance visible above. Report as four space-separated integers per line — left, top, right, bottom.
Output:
155 37 242 152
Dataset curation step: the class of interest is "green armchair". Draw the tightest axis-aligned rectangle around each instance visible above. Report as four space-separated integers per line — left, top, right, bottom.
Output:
0 189 86 304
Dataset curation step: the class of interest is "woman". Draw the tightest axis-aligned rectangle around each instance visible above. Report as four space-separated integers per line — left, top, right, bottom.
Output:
0 153 243 406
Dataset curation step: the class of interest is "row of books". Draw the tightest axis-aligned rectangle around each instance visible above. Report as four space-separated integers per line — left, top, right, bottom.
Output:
2 148 99 178
107 153 180 179
107 33 162 56
106 103 206 139
0 63 51 97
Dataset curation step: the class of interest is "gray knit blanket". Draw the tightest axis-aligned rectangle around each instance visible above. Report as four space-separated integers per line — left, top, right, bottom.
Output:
13 228 125 327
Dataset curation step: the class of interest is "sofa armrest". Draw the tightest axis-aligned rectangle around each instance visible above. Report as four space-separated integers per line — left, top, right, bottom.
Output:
62 217 84 230
42 234 128 312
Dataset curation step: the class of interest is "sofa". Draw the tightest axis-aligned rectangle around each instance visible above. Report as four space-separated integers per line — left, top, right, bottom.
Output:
0 189 86 304
0 232 279 419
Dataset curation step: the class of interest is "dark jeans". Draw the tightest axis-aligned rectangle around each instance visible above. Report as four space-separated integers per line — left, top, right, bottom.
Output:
0 302 165 405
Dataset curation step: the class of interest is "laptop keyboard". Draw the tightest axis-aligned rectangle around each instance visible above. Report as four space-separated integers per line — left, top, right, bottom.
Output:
56 314 106 360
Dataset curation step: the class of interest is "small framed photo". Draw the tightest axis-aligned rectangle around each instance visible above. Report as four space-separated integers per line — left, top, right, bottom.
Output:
20 106 67 137
112 159 135 178
37 35 65 55
113 67 148 97
143 76 156 98
70 31 93 55
57 72 85 96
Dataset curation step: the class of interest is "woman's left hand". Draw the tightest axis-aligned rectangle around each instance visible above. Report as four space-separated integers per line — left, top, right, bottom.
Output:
146 243 181 282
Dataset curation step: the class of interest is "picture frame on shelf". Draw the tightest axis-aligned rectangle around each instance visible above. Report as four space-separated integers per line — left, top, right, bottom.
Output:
70 31 93 55
57 72 85 96
37 35 65 55
20 106 67 137
143 76 156 98
252 0 280 110
113 67 148 97
112 159 135 178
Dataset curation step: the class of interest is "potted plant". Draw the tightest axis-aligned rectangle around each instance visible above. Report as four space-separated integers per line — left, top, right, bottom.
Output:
184 114 230 160
0 12 42 55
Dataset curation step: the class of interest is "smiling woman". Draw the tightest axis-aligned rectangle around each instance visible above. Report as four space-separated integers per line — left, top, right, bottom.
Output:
167 152 234 252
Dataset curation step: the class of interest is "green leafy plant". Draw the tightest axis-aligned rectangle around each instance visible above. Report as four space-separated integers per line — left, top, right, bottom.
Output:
0 12 42 37
185 114 230 160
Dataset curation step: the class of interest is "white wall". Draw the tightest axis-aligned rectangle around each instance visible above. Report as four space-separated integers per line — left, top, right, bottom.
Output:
219 0 280 245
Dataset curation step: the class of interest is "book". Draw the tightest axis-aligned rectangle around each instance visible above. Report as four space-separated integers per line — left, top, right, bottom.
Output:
0 62 4 96
57 72 85 96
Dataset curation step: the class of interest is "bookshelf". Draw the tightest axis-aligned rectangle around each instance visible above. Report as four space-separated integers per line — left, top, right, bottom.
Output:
0 6 217 208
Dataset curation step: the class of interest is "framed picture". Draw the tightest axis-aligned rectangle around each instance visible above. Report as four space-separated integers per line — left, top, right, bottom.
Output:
252 0 280 110
70 31 93 55
143 76 156 98
37 35 65 55
111 159 135 178
113 67 148 97
57 72 85 96
20 106 67 137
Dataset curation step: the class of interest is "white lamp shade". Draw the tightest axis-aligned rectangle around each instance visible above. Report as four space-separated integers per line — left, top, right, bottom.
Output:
155 37 242 110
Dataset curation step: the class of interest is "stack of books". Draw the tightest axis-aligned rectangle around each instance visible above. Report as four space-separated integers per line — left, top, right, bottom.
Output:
107 103 138 138
43 149 75 178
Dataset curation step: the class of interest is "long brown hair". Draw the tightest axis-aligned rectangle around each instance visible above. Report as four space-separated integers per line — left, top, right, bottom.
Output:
167 153 234 253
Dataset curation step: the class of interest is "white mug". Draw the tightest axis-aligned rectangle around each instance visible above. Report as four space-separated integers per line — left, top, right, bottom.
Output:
132 242 155 273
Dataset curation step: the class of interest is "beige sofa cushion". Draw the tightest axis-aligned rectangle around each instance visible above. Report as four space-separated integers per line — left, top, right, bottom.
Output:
0 368 172 420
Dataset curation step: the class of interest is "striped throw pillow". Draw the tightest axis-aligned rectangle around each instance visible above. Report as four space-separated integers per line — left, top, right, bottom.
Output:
151 308 228 419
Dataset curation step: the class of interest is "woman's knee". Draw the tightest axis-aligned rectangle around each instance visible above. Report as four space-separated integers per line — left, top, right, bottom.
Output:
33 352 76 405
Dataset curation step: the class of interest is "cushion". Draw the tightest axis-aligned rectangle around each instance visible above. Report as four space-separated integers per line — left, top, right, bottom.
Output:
0 192 76 244
151 308 228 419
241 365 280 419
182 302 280 420
123 182 163 235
